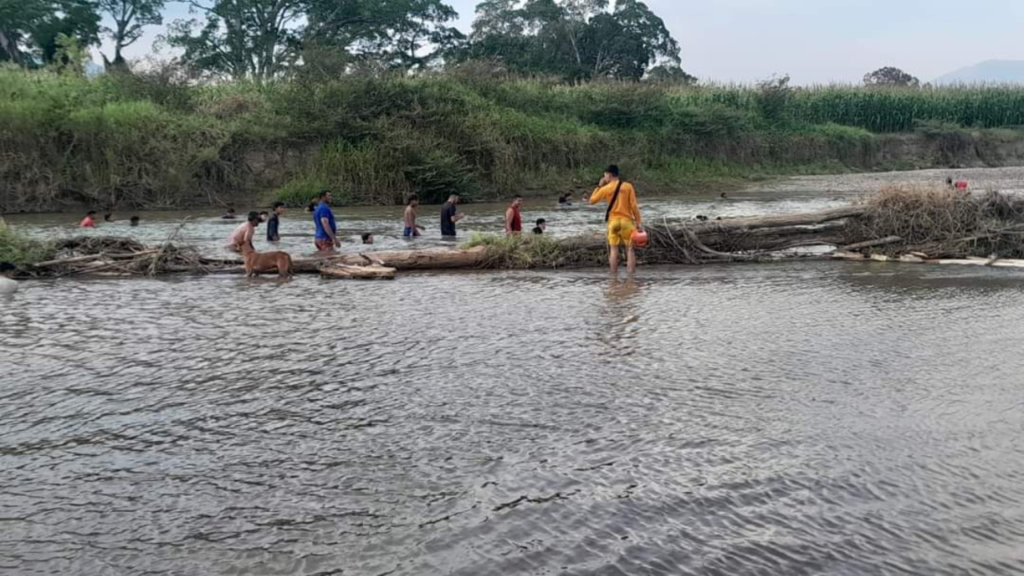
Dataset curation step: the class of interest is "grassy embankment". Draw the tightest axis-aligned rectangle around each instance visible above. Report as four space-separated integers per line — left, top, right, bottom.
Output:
5 66 1024 213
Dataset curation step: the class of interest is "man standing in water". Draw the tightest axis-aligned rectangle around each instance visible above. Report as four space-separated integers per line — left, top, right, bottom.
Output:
505 195 523 236
440 195 465 239
586 165 643 274
227 211 261 253
314 190 340 252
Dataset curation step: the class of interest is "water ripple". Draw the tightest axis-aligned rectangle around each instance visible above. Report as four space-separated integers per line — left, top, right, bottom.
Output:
2 262 1024 575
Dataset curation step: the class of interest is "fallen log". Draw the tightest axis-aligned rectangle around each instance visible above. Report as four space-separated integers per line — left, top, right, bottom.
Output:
293 246 487 273
320 264 397 280
840 236 902 251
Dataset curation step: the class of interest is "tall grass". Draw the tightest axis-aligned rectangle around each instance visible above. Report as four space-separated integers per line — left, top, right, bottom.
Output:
4 66 1024 212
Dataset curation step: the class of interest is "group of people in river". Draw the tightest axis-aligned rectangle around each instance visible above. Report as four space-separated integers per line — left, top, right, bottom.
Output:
73 164 645 274
79 212 140 227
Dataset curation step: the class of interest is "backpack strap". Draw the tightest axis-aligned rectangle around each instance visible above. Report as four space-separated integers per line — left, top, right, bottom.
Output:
605 181 624 223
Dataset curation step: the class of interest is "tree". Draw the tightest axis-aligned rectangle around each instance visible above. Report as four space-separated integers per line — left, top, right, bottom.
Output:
0 0 51 64
0 0 100 66
864 66 920 88
460 0 680 81
99 0 165 67
304 0 463 70
29 0 102 65
165 0 304 80
645 64 695 85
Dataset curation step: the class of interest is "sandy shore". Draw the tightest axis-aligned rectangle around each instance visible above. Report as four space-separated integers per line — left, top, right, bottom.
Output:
746 166 1024 196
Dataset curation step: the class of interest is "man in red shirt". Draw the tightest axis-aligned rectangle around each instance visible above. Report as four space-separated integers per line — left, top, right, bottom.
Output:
79 211 97 228
505 196 523 236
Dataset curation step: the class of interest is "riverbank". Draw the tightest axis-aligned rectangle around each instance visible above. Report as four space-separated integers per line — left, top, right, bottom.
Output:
8 68 1024 213
749 165 1024 195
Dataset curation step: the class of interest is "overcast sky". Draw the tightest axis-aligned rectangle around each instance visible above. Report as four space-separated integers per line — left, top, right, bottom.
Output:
102 0 1024 84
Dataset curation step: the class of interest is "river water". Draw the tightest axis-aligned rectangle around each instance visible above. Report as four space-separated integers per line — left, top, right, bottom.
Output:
3 191 1024 575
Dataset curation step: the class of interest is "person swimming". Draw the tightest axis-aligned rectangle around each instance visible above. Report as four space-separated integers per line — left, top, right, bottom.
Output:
221 208 237 219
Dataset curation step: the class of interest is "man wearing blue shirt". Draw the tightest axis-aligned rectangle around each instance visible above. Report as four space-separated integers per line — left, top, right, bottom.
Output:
313 190 340 252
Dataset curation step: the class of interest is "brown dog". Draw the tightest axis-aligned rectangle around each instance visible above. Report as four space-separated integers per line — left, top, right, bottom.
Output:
241 244 293 278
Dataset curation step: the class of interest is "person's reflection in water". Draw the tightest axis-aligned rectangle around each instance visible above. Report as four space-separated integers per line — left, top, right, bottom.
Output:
597 276 643 357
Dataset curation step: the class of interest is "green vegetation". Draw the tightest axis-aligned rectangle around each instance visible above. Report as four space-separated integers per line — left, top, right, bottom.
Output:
4 66 1024 212
0 219 54 266
7 1 1024 213
465 233 571 268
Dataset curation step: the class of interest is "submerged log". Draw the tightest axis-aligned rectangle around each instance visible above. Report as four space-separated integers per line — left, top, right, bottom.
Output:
320 264 397 280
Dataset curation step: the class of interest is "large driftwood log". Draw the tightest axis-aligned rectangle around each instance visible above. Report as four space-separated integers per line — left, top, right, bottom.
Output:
293 246 487 273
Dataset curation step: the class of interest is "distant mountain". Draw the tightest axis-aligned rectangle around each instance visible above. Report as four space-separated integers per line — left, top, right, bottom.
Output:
85 61 104 77
934 60 1024 85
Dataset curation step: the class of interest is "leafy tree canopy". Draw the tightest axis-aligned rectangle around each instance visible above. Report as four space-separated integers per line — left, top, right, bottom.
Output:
864 66 920 88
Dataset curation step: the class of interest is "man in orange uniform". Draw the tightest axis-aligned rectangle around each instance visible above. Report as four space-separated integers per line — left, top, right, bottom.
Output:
586 165 642 274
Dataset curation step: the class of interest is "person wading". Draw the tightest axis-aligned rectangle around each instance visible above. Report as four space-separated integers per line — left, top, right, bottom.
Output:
586 165 643 274
267 201 285 242
505 195 523 236
313 190 340 252
440 195 465 239
227 211 261 253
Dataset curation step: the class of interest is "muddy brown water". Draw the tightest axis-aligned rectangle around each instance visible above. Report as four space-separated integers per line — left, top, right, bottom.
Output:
3 193 1024 575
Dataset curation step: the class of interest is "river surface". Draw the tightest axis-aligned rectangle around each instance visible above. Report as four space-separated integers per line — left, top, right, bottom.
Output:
6 191 851 257
3 191 1024 575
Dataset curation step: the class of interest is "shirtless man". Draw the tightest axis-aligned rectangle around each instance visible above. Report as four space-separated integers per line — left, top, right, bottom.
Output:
403 195 425 238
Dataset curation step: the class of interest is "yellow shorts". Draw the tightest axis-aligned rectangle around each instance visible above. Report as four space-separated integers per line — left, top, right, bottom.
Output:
606 217 636 247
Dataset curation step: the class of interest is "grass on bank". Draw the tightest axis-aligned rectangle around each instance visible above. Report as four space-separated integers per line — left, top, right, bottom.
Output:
0 220 54 267
7 66 1024 212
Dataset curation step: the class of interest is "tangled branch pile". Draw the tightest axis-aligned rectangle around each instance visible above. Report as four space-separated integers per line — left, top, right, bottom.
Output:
842 186 1024 258
21 236 241 277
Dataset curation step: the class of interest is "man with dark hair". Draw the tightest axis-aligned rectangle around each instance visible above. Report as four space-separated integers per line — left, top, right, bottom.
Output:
267 201 285 242
221 208 237 219
585 164 643 274
129 216 140 227
361 232 374 245
227 211 261 253
314 190 340 252
440 195 465 238
80 211 97 228
533 218 547 235
403 195 423 238
505 195 524 236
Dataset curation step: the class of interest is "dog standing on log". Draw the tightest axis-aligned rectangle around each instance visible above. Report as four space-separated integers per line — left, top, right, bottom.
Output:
241 244 293 278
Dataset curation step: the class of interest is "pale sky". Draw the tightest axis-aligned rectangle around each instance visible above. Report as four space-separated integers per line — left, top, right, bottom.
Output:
99 0 1024 84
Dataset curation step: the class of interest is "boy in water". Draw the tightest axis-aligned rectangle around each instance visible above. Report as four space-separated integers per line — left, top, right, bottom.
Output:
267 202 285 242
129 216 140 227
259 211 269 223
403 195 424 238
80 211 97 228
533 218 547 234
361 233 374 245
